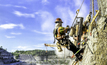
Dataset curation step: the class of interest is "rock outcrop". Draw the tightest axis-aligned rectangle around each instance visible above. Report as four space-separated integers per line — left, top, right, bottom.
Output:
82 0 107 65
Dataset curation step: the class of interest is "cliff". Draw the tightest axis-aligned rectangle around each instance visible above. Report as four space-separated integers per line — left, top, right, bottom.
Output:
82 0 107 65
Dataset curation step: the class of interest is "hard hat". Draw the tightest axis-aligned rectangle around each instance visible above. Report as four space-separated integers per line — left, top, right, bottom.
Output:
55 18 63 23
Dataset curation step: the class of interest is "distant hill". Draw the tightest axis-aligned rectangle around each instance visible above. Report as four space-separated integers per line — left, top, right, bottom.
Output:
12 50 56 59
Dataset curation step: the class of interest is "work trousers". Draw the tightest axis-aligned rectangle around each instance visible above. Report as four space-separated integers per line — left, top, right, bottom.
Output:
57 39 80 54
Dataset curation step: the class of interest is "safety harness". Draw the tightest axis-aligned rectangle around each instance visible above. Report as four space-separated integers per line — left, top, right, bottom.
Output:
54 27 69 40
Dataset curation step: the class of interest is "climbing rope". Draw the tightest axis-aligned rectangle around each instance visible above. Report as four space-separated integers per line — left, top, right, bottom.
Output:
72 61 76 65
71 48 83 58
72 60 79 65
90 0 92 13
72 0 85 27
46 46 47 53
45 44 55 53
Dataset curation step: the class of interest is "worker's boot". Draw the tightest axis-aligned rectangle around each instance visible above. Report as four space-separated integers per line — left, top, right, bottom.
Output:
75 53 82 61
75 49 84 61
57 46 63 52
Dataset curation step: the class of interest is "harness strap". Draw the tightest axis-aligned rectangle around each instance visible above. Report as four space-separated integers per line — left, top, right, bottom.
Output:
56 27 65 39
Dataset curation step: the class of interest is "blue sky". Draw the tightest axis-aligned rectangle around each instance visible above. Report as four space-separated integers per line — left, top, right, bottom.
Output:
0 0 90 52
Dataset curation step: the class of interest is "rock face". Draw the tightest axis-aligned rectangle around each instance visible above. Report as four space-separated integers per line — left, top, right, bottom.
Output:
81 0 107 65
82 16 107 65
19 54 36 65
97 0 107 17
19 54 36 62
0 47 21 65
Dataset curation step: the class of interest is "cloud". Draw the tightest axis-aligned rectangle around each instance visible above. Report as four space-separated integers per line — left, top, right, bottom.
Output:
11 49 16 52
78 4 88 18
33 30 52 35
72 0 88 18
38 11 54 32
55 6 75 27
13 10 54 31
33 44 44 48
14 5 27 9
55 0 88 27
32 30 54 42
10 32 22 35
13 11 35 18
33 11 55 42
73 0 83 6
42 0 49 5
18 24 25 29
15 45 44 50
0 4 27 9
0 24 17 29
32 11 55 42
16 46 34 50
59 0 73 7
0 23 25 29
5 35 15 38
17 46 29 49
11 44 51 52
34 12 39 14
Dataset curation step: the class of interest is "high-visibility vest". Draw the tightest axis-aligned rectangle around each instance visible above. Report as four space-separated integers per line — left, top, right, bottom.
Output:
54 27 69 40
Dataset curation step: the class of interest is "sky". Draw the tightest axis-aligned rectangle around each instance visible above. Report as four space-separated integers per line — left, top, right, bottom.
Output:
0 0 90 52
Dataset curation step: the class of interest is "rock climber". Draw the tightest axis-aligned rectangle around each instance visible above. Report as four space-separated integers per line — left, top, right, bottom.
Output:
53 18 82 61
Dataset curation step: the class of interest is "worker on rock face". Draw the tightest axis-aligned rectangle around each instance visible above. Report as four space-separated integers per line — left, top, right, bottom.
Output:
53 18 63 52
53 18 82 60
83 12 92 26
81 12 92 41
